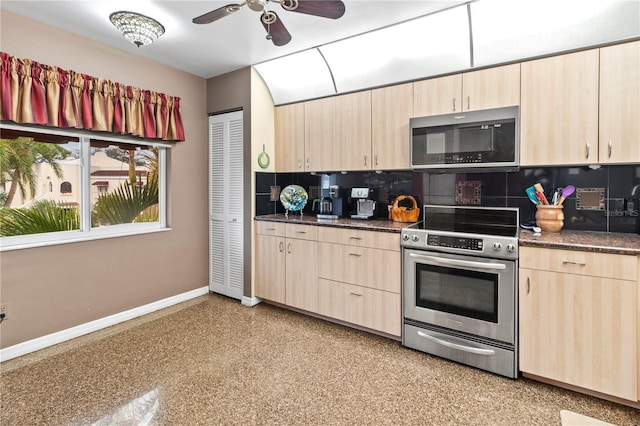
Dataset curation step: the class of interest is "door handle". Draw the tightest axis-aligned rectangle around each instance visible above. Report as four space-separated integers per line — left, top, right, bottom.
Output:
409 253 507 271
279 241 284 252
287 243 292 254
417 331 496 356
562 260 586 266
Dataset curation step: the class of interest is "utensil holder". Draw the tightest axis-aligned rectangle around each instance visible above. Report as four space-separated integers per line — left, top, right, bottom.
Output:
535 205 564 232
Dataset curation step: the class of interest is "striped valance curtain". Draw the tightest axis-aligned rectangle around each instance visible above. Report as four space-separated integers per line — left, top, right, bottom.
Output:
0 52 185 142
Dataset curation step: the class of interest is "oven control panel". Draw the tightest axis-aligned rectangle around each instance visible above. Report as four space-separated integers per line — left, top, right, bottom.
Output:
400 229 519 260
427 235 483 251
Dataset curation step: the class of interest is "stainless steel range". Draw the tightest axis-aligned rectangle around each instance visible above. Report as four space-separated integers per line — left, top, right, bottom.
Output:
401 205 519 378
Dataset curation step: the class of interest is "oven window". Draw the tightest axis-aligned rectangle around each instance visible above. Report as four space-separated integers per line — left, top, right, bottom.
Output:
415 264 498 323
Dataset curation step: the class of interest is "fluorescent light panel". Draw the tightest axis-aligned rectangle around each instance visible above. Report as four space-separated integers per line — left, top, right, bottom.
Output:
471 0 640 66
253 49 335 105
320 5 471 93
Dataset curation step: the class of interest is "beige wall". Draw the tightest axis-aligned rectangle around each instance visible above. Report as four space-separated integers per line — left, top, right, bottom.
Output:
0 11 209 348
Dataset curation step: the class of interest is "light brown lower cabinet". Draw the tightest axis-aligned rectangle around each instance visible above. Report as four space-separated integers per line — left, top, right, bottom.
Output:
255 222 318 313
255 221 402 338
519 246 638 402
317 228 401 337
317 278 400 336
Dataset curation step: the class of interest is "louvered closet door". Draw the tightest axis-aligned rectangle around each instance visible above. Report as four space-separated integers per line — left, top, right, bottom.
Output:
209 110 244 300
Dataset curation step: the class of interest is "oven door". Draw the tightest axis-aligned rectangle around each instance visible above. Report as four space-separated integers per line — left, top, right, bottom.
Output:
403 248 516 345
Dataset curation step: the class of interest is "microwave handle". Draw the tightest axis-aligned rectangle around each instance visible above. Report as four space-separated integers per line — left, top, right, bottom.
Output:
409 252 507 271
417 331 496 356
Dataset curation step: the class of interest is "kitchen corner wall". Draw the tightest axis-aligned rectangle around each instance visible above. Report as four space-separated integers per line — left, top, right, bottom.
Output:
256 163 640 234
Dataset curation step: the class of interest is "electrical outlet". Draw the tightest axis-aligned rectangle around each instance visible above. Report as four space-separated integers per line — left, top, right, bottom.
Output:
0 303 9 321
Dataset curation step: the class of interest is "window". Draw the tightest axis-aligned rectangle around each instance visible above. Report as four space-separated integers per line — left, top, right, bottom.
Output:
60 181 72 194
0 125 169 250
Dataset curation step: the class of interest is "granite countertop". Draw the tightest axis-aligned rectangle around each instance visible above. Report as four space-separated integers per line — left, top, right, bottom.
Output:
519 229 640 256
255 214 407 233
255 214 640 255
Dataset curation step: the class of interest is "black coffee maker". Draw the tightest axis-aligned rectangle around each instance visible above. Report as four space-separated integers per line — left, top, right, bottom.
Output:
328 185 349 217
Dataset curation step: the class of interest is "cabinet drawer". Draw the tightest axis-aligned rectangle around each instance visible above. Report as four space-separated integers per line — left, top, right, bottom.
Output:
286 223 317 241
317 227 400 251
317 278 401 336
520 246 637 281
318 242 400 293
256 221 285 236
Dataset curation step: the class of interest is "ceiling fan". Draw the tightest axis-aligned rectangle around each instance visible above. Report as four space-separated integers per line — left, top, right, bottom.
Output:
192 0 346 46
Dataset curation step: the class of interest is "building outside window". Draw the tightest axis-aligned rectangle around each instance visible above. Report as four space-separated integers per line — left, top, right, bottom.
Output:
0 126 168 249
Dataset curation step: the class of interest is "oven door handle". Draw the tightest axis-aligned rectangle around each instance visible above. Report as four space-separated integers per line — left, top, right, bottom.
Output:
409 253 507 271
417 331 496 356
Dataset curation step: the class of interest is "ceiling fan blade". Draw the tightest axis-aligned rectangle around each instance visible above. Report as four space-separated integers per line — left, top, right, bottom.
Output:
281 0 345 19
193 4 243 24
261 11 292 46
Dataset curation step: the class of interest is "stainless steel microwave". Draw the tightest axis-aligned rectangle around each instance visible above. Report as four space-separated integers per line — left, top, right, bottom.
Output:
410 106 519 170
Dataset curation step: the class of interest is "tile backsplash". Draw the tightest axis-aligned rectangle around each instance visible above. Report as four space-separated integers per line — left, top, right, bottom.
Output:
256 164 640 234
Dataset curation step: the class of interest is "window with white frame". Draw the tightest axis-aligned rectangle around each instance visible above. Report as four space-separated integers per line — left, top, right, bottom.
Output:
0 125 168 250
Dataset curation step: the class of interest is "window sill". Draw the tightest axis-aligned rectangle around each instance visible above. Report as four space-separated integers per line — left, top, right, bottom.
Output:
0 226 172 252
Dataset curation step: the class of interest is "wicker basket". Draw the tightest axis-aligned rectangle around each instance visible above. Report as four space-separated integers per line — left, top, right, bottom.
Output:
390 195 419 223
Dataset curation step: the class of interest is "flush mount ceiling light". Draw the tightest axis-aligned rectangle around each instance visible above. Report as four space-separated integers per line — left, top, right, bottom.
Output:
109 11 165 48
192 0 345 46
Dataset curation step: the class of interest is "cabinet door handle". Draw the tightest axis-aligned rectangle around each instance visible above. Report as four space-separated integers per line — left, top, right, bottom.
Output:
295 231 307 234
350 292 363 297
297 160 302 169
349 253 362 257
467 95 470 110
585 142 590 159
349 236 362 240
562 260 586 266
279 241 284 252
375 155 378 167
306 158 309 169
608 140 612 158
527 277 530 294
287 243 292 254
452 98 456 111
364 154 367 166
266 227 276 231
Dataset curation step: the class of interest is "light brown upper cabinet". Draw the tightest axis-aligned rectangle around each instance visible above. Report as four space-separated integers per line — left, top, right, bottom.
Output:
304 96 335 172
461 64 521 111
413 64 520 117
275 103 305 172
520 49 600 166
335 91 372 171
371 83 413 170
599 41 640 164
413 74 461 117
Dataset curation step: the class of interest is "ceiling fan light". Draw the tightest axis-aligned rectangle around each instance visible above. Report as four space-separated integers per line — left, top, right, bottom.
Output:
109 11 165 48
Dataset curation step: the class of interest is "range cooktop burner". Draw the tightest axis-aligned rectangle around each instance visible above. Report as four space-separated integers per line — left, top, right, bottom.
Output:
401 205 520 260
420 205 519 237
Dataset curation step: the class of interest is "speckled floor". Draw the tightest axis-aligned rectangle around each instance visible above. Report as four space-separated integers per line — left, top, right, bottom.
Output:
1 294 638 425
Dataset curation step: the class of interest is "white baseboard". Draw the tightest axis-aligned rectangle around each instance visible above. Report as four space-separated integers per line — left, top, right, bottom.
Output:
241 296 262 307
0 286 209 363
